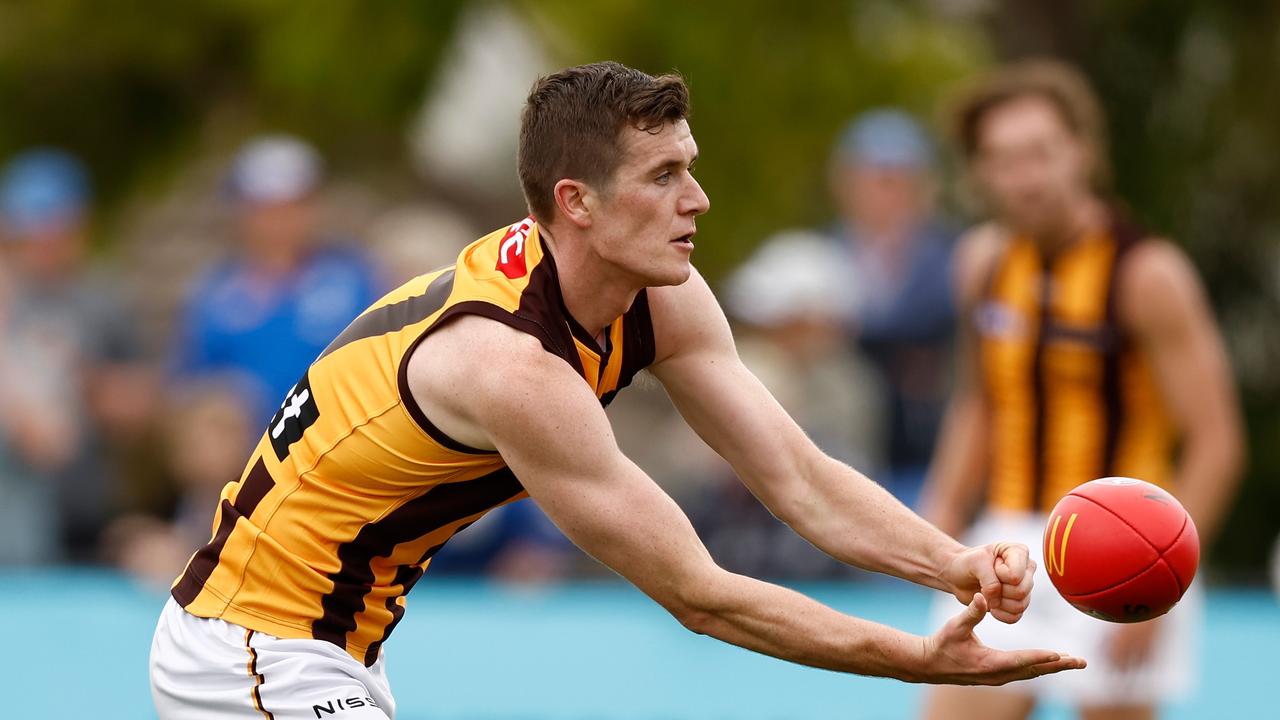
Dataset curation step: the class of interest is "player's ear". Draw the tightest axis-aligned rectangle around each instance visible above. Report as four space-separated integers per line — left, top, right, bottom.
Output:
552 178 593 229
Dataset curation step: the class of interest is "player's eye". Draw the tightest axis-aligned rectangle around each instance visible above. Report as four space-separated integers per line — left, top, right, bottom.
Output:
656 171 671 185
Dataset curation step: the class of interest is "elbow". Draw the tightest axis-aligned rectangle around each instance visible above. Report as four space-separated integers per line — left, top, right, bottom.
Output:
661 569 729 637
671 603 717 636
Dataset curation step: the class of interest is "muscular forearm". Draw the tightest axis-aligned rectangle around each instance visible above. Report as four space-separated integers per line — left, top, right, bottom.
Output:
679 570 927 681
784 455 965 593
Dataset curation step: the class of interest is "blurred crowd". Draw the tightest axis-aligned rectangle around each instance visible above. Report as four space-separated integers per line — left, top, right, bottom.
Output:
0 105 959 588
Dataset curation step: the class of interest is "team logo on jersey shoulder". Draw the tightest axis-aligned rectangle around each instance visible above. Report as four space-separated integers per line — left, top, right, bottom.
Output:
269 372 320 461
496 216 535 279
973 301 1027 339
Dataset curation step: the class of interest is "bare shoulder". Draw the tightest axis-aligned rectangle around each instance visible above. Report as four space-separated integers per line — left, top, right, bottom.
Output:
1117 238 1203 295
409 313 550 389
1115 238 1209 332
647 265 735 367
406 313 580 449
1116 237 1203 310
953 222 1009 307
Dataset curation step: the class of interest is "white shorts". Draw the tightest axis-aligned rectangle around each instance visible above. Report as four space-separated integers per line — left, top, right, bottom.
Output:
150 597 397 719
929 511 1203 706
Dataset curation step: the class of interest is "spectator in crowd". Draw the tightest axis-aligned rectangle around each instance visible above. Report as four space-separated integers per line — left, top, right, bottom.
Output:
172 135 383 425
106 376 257 588
366 203 476 287
0 148 152 563
827 108 957 509
691 230 885 580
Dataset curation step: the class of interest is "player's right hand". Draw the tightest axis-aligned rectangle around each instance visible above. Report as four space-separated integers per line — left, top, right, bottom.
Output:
918 593 1086 685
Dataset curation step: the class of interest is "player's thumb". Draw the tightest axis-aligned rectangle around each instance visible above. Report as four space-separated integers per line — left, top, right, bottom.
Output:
955 592 988 634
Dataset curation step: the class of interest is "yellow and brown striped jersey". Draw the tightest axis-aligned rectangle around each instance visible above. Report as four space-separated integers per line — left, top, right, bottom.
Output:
172 217 656 666
976 214 1174 514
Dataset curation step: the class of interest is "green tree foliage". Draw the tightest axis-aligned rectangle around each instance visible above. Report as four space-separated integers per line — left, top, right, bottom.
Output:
516 0 989 276
0 0 465 211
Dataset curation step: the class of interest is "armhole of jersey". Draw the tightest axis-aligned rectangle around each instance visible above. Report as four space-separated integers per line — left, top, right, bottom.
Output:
395 299 561 456
620 288 657 378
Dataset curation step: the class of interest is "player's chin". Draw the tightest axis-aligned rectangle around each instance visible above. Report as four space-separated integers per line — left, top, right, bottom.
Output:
645 259 694 287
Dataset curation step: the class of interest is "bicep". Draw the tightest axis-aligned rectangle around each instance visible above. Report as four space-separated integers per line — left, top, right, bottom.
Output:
647 271 816 507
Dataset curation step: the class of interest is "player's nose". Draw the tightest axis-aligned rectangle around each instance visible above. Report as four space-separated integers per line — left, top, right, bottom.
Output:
682 176 710 216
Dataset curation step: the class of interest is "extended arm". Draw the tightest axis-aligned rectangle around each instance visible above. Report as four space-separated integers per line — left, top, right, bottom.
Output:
647 267 1030 622
406 314 1082 684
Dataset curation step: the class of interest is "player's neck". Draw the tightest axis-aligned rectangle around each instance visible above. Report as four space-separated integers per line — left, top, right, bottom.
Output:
1025 195 1107 255
540 227 640 342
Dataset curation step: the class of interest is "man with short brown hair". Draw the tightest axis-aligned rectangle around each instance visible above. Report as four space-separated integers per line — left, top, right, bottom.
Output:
151 62 1083 719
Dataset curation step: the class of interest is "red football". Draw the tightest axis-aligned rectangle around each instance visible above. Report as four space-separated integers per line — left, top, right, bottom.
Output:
1043 477 1199 623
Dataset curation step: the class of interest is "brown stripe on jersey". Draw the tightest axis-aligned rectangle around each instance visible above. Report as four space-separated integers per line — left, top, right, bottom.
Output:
359 516 468 666
172 457 276 606
244 630 275 720
516 242 585 376
311 469 525 658
1029 255 1053 512
361 518 473 664
600 289 656 407
1100 212 1144 475
319 269 456 360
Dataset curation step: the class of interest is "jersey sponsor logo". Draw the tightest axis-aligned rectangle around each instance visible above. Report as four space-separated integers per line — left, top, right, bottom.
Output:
973 301 1027 339
269 372 321 461
1045 511 1078 577
496 216 535 279
313 696 380 717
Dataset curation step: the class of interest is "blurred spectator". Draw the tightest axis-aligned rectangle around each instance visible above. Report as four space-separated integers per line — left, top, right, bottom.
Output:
827 108 957 508
105 376 257 589
366 203 476 286
171 135 384 425
0 148 153 564
692 231 885 580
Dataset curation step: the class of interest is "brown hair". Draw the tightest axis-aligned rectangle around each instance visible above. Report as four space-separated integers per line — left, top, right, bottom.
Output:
518 62 690 222
949 59 1111 189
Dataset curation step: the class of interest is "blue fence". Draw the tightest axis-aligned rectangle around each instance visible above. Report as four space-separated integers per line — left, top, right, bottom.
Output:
5 570 1276 719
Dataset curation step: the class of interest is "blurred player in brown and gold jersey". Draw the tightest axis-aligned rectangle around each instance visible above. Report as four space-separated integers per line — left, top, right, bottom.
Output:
151 62 1087 720
920 60 1245 720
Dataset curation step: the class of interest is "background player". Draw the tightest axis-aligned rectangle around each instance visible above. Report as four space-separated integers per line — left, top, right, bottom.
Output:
920 60 1244 720
151 62 1084 718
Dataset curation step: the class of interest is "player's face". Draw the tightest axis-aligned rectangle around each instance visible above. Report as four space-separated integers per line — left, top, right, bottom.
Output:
973 96 1093 237
587 118 710 287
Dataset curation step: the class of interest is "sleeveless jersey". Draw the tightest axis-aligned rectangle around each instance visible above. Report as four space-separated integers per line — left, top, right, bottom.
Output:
975 216 1174 514
171 217 656 666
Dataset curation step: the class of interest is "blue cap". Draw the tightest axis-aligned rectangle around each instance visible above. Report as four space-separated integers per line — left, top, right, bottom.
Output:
836 108 934 169
0 148 91 235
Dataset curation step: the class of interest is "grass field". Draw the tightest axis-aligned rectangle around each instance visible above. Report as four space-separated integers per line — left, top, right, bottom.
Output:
6 569 1276 719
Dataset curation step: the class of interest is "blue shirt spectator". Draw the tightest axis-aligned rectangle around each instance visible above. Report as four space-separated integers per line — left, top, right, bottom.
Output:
827 109 957 509
174 246 381 424
172 136 382 425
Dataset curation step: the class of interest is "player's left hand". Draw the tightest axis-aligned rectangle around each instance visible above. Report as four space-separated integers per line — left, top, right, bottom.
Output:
941 542 1035 625
1106 615 1163 669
